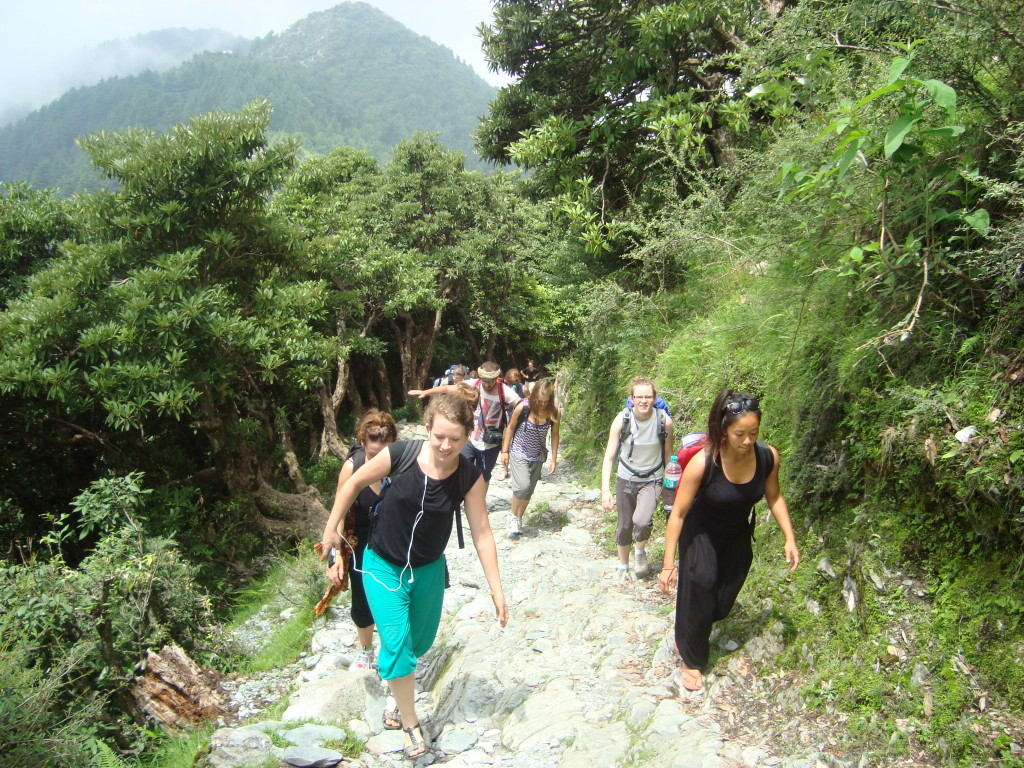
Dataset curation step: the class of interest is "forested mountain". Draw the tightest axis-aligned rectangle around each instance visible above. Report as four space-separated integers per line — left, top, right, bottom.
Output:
0 28 251 127
0 2 497 192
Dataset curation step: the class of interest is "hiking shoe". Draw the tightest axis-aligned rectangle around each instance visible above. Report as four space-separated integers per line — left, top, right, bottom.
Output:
634 550 648 577
508 514 521 537
616 564 631 582
350 650 370 670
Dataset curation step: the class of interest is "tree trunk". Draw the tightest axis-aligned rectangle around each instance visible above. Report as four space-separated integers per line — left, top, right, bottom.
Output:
196 392 329 542
391 307 442 394
372 354 393 411
131 644 230 733
252 481 329 540
459 313 482 366
317 380 347 460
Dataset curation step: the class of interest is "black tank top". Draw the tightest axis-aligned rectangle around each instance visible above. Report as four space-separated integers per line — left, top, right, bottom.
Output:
369 443 481 567
687 443 770 537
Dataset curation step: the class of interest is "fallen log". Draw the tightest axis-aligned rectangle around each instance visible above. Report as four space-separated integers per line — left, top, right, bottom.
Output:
131 643 230 732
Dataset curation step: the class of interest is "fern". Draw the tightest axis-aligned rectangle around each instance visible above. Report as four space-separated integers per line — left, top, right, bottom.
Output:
91 740 136 768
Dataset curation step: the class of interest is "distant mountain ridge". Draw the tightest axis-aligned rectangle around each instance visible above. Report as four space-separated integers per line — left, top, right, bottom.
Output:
0 2 497 193
0 28 250 127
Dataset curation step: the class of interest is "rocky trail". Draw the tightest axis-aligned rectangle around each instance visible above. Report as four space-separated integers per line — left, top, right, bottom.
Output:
204 422 867 768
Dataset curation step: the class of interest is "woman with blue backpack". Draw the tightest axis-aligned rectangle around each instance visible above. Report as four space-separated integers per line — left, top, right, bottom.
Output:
601 376 675 580
658 388 800 693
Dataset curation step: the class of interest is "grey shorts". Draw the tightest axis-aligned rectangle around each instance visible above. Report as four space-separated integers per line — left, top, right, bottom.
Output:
510 453 544 500
615 476 659 545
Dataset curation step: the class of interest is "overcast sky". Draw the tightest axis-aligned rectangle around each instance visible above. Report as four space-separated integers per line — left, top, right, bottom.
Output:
0 0 508 120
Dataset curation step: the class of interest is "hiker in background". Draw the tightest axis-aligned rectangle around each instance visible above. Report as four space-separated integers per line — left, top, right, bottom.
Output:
322 409 398 670
521 359 541 396
658 388 799 693
500 378 560 537
601 376 674 580
433 365 467 387
410 361 522 491
320 387 508 759
505 367 524 397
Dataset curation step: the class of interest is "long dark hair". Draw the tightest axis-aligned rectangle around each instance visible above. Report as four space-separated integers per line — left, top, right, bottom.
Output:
707 387 761 460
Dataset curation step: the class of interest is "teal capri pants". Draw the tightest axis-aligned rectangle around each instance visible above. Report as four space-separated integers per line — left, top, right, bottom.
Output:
362 547 447 680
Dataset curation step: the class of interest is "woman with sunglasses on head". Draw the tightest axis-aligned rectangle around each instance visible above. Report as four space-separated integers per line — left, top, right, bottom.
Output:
322 409 399 671
658 388 799 693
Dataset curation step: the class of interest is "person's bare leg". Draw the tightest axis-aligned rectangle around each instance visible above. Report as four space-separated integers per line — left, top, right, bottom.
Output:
356 625 374 651
511 495 529 522
387 674 425 755
617 544 630 567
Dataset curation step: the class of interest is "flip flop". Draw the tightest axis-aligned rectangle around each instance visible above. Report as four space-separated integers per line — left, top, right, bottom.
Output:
382 694 401 730
680 667 704 691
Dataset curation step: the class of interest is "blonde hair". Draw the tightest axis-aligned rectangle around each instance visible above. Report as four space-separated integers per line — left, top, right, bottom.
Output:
629 376 657 398
424 382 479 434
505 368 521 384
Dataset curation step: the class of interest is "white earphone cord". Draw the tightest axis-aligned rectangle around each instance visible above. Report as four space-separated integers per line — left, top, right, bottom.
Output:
332 472 428 592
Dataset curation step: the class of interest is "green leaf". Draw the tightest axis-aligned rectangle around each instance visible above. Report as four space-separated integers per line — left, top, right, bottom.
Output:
920 79 956 112
854 82 903 110
836 140 862 181
962 209 990 234
921 125 964 139
885 113 921 157
888 57 911 84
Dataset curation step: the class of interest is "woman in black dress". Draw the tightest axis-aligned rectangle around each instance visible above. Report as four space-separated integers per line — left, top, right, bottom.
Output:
659 388 799 692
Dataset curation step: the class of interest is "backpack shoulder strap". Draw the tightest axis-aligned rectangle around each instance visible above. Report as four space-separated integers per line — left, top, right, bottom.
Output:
348 445 367 472
656 408 667 442
618 407 632 443
698 448 714 494
391 440 422 477
453 454 478 550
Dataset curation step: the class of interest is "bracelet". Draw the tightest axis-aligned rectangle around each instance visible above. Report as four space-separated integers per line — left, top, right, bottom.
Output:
661 567 676 571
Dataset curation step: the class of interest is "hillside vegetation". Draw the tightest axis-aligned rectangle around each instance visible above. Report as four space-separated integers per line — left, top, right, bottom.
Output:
0 2 496 192
0 1 1022 767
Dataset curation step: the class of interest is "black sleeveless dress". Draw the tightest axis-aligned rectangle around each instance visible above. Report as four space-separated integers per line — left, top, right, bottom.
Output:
674 444 770 670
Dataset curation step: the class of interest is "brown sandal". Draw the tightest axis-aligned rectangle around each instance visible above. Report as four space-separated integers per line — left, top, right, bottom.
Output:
382 695 401 730
403 723 428 759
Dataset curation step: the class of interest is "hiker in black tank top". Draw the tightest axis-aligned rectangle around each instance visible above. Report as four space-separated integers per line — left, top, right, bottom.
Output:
659 388 800 693
319 387 508 759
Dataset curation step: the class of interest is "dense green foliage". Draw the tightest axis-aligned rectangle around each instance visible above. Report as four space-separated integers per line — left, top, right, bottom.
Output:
0 2 497 192
497 1 1023 763
2 1 1023 765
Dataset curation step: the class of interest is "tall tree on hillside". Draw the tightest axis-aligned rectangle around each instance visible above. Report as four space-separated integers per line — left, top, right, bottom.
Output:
368 134 494 393
477 0 788 254
0 102 335 541
274 145 394 458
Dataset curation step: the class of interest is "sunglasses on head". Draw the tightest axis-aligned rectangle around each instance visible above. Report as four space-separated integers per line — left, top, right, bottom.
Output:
723 397 759 415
